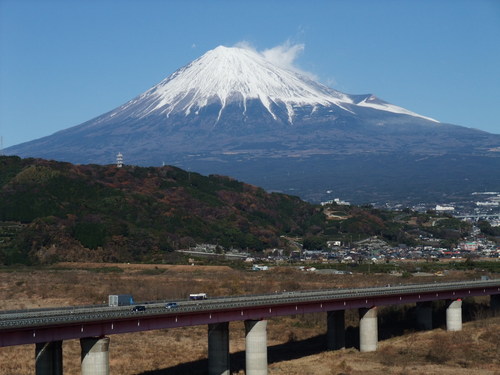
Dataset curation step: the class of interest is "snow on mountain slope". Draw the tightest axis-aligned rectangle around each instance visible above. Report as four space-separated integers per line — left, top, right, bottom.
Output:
356 95 439 123
111 45 438 124
117 46 353 123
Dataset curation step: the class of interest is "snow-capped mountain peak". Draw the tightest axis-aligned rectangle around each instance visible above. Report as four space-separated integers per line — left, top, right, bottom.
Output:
8 45 499 207
118 45 354 123
112 45 439 125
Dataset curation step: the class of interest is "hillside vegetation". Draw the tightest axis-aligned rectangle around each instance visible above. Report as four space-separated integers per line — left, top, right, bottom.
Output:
0 156 470 265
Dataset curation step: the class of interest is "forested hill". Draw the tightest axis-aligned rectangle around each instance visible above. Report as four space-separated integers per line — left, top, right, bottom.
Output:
0 156 470 265
0 156 321 264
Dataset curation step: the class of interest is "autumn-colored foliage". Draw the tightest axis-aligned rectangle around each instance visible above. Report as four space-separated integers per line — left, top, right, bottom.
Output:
0 156 318 264
0 156 471 265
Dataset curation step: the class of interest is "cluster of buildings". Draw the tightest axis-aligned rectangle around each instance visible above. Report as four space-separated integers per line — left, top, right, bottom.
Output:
196 226 499 269
181 233 499 269
253 233 498 266
406 191 500 226
180 192 500 266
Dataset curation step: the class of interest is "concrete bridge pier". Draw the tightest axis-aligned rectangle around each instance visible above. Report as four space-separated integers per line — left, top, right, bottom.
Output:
326 310 345 350
35 341 63 375
415 301 433 330
359 307 378 352
491 294 500 314
245 319 268 375
80 336 110 375
208 322 230 375
446 299 462 331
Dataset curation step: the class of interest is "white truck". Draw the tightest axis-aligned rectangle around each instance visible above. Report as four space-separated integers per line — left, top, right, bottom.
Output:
108 294 134 306
189 293 207 300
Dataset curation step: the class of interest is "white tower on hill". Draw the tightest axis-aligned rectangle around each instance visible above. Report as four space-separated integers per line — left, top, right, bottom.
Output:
116 152 123 168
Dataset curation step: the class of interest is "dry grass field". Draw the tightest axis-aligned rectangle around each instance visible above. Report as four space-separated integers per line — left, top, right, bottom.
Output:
0 262 499 375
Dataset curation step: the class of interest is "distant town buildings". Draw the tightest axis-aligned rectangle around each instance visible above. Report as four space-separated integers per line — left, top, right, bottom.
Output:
460 242 479 251
476 201 499 207
176 190 500 266
435 204 455 212
321 198 350 206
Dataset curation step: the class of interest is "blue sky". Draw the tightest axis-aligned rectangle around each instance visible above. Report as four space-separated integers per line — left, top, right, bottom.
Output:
1 0 499 148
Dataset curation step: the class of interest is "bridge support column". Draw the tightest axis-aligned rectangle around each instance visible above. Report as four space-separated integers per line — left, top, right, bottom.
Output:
35 341 63 375
359 307 378 352
208 322 230 375
446 299 462 331
491 294 500 315
80 336 110 375
415 301 433 330
327 310 345 350
245 319 268 375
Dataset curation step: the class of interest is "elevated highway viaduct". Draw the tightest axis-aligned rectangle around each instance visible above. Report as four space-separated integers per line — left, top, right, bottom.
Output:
1 279 499 374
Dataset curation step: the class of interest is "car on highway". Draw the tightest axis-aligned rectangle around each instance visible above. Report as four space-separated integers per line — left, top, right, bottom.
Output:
132 305 146 312
165 302 178 309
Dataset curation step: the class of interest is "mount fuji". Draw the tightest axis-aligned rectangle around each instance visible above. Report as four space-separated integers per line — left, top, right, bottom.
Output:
5 45 500 204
